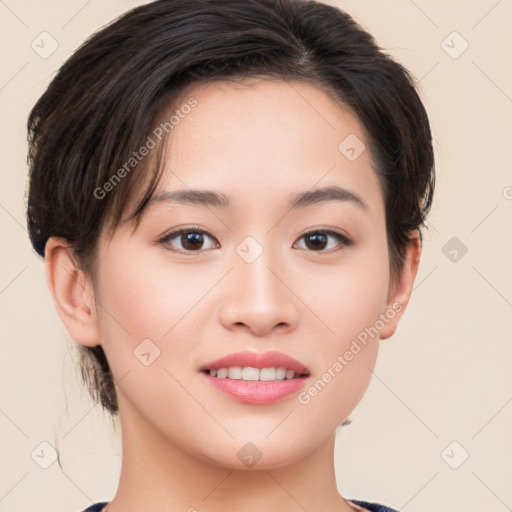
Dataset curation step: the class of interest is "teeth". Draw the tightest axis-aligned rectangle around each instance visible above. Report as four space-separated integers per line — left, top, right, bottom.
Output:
259 368 276 381
242 367 260 381
208 366 302 381
275 367 286 380
228 367 242 379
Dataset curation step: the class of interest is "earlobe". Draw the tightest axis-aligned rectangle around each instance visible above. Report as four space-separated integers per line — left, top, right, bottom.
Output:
45 237 101 347
380 230 422 340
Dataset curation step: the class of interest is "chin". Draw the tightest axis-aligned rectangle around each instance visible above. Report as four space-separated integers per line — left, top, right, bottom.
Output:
193 434 320 472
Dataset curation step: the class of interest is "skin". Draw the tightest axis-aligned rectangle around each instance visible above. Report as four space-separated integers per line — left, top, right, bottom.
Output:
45 79 421 512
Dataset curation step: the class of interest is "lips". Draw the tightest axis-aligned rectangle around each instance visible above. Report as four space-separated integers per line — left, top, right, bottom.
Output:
199 350 310 405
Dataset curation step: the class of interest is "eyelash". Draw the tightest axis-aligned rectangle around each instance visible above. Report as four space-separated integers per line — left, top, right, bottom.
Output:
157 225 353 254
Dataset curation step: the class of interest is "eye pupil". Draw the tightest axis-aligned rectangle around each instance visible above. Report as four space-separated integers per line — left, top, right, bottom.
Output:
306 233 327 250
182 232 204 250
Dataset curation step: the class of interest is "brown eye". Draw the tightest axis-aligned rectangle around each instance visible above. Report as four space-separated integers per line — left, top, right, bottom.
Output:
158 228 218 253
295 230 352 252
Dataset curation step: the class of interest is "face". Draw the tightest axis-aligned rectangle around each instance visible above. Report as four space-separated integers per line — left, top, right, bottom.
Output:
94 79 395 469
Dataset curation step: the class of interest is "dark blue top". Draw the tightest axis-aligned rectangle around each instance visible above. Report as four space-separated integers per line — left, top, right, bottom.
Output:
351 500 399 512
81 499 399 511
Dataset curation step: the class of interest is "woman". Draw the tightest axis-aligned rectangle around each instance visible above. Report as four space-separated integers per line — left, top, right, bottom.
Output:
26 0 435 510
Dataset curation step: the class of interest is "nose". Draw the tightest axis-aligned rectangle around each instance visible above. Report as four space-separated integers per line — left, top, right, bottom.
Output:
218 247 299 337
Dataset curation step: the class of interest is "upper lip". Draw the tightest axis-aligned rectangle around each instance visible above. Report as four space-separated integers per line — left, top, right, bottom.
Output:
200 351 310 375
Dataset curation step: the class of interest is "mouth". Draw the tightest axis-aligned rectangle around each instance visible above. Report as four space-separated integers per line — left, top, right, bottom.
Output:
199 351 310 404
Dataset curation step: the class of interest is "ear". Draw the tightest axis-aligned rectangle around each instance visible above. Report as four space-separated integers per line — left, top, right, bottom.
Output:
379 230 422 340
45 236 101 347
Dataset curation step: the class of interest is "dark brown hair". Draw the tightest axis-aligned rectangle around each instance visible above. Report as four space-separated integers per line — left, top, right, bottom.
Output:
26 0 435 415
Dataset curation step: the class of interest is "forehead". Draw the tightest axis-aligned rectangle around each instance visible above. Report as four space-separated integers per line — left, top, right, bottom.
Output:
164 78 367 155
150 79 383 208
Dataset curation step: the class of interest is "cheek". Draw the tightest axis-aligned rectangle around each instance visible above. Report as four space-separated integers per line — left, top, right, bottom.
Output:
93 251 210 410
295 262 386 425
95 248 212 344
305 241 390 347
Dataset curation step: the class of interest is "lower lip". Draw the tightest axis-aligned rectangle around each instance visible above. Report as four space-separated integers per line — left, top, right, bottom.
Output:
201 372 309 405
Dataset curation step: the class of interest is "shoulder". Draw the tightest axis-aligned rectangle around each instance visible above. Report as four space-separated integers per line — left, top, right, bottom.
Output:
79 502 109 512
349 499 400 512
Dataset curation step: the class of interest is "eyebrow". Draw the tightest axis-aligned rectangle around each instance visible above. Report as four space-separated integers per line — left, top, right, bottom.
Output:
150 185 367 211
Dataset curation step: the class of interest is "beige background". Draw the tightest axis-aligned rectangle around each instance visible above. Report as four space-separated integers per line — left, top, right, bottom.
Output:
1 1 511 511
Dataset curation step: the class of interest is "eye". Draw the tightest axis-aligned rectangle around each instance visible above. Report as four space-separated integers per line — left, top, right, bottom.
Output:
157 227 352 254
158 226 218 253
294 229 353 252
